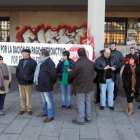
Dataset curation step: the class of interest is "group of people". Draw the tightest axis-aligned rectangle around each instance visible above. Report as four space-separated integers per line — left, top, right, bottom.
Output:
95 43 140 116
0 43 140 125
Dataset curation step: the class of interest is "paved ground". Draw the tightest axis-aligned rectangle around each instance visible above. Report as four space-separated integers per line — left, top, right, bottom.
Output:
0 75 140 140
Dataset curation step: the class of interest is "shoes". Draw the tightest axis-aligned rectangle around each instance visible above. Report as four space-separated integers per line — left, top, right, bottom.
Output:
28 111 33 115
100 106 105 110
60 105 66 110
85 118 91 123
72 120 85 125
36 113 47 117
0 110 5 116
19 111 25 115
109 106 114 111
43 117 54 123
126 104 129 115
67 106 72 111
127 103 133 116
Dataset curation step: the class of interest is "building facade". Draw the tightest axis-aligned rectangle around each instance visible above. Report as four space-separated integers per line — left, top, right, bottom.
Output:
0 0 140 57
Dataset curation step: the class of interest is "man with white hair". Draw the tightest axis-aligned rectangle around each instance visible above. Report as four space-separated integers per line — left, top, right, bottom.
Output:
95 48 118 110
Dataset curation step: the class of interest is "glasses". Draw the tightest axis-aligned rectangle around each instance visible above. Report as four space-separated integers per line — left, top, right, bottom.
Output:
0 59 3 60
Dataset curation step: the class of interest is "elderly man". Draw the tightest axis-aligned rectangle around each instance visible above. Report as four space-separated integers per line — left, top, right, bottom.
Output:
68 48 94 125
110 42 125 100
95 48 118 111
16 49 37 115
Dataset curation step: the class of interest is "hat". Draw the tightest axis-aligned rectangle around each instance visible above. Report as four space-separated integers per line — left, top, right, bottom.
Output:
124 58 130 63
21 49 31 54
78 48 86 56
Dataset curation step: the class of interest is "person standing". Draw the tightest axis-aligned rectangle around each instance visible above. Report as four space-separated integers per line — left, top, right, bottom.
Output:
125 47 139 99
35 49 57 123
0 55 11 116
16 49 37 115
68 48 94 125
122 56 140 115
110 42 125 100
95 48 118 111
56 51 74 110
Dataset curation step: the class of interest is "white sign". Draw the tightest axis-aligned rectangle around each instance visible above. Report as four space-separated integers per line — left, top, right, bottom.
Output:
0 42 93 66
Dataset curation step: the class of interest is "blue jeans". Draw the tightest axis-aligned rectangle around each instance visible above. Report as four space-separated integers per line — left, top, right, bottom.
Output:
41 92 54 118
114 72 120 100
100 79 114 107
0 94 6 110
60 84 72 106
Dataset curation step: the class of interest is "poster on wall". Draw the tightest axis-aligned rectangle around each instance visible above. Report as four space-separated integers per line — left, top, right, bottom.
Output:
127 22 138 46
0 42 93 66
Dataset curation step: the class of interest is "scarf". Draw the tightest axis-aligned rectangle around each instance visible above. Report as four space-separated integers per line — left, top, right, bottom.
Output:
0 63 9 91
34 56 50 85
130 64 136 97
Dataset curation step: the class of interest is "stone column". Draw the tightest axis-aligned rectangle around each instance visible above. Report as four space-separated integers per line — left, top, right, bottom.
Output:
88 0 106 100
87 0 106 60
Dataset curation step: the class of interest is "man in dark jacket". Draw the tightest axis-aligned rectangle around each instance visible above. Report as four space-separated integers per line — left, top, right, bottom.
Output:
34 49 57 123
68 48 94 125
110 42 125 100
16 49 37 115
95 48 118 111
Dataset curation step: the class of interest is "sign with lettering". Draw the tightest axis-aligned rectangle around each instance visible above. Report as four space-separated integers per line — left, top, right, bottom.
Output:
0 42 93 66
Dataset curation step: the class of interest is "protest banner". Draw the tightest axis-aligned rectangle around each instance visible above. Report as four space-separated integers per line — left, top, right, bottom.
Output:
0 42 93 66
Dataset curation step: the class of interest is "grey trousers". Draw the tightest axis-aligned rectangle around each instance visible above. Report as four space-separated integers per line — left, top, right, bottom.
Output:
77 92 92 122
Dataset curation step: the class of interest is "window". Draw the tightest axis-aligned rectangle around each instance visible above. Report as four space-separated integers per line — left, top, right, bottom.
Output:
104 18 127 46
137 19 140 45
0 17 10 42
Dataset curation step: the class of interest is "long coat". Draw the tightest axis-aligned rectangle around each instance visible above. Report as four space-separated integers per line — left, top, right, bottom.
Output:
0 65 11 94
68 56 94 94
122 64 140 97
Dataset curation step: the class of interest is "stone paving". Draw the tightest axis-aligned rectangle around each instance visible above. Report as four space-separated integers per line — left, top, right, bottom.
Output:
0 75 140 140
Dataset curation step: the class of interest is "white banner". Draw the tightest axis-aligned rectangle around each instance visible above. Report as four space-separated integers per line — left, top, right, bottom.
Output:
0 42 93 66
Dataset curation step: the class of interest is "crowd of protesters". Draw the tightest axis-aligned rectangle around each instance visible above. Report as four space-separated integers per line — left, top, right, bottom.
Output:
0 42 140 125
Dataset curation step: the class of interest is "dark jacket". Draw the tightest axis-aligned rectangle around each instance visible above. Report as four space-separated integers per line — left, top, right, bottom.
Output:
69 56 94 94
56 59 74 81
122 64 140 97
16 58 37 85
111 49 125 72
36 58 57 92
94 56 118 83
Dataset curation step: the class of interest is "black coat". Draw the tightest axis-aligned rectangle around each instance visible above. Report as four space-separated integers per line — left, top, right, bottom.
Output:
36 58 57 92
69 56 94 94
16 58 37 85
122 64 140 97
94 56 118 83
56 59 74 81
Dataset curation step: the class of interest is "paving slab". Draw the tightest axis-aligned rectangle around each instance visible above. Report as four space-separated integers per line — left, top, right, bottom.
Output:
59 129 79 140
